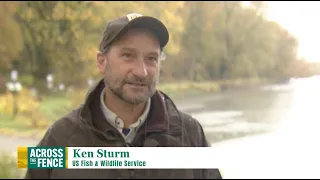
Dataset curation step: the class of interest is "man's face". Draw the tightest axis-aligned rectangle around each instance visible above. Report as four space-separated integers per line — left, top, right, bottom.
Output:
97 28 161 105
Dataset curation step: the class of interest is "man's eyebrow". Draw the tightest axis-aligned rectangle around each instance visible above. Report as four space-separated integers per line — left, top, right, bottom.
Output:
120 47 160 56
147 52 160 56
120 47 137 52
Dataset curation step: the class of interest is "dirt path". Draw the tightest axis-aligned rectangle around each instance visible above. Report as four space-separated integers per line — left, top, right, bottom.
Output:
0 134 38 155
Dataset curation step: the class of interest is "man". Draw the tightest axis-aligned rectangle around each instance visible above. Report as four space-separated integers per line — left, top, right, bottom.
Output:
25 13 223 179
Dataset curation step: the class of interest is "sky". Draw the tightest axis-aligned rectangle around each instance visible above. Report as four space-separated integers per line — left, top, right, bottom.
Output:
243 1 320 62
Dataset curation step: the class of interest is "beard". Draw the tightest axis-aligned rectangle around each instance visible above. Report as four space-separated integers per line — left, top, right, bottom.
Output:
104 65 159 105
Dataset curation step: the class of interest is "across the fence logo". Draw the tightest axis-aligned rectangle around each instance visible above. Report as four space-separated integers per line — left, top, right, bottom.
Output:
17 147 67 169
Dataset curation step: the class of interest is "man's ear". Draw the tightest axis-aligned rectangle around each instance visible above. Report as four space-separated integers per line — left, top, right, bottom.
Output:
97 51 107 75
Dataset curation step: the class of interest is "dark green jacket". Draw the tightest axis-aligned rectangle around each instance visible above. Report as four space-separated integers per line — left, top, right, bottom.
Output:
25 80 222 179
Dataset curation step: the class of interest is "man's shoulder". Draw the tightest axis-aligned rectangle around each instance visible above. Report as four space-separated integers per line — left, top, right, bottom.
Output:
39 105 84 146
52 105 83 129
177 110 209 147
177 110 204 132
161 92 204 131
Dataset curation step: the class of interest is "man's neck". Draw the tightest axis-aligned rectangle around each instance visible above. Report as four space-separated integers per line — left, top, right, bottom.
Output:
104 89 147 128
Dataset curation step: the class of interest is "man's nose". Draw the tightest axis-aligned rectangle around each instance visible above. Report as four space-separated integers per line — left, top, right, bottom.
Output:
132 59 148 78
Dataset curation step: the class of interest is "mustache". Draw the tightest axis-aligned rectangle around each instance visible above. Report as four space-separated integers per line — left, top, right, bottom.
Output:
124 76 150 85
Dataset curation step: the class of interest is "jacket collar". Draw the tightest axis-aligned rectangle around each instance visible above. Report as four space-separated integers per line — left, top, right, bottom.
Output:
79 79 171 135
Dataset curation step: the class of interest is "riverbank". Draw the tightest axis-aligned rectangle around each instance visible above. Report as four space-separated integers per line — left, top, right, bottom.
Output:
157 78 270 98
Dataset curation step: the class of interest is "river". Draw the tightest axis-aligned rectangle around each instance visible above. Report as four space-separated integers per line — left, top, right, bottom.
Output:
176 75 320 178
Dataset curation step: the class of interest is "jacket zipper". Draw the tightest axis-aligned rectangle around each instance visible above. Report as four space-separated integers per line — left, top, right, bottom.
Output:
88 119 166 178
126 130 164 179
104 128 136 178
82 117 133 178
130 130 165 147
129 169 135 178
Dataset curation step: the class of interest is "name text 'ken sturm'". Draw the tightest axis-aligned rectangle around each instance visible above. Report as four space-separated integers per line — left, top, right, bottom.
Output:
72 149 146 167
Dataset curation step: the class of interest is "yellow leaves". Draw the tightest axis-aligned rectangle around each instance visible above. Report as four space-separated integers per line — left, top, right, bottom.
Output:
57 36 65 44
53 2 88 21
0 1 300 86
0 89 51 129
0 89 39 117
175 1 185 8
0 2 17 23
0 92 13 115
160 10 183 55
153 2 186 55
91 13 103 25
83 9 93 20
19 89 41 113
92 1 105 6
24 7 35 20
83 45 98 61
64 5 75 20
52 2 65 20
0 2 23 69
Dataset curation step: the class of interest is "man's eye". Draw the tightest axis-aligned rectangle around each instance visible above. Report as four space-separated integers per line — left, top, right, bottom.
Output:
148 56 158 62
122 53 132 58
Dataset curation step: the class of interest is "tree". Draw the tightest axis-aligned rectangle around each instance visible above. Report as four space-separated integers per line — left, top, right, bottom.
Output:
0 2 23 72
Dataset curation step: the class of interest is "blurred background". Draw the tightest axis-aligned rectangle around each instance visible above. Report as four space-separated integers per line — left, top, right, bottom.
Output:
1 1 320 178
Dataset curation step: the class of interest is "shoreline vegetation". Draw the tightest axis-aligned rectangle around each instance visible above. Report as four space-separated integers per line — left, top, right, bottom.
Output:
0 78 275 140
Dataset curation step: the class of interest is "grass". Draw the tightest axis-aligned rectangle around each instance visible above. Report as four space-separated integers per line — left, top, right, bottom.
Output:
0 151 24 178
0 96 71 139
0 79 267 139
39 96 72 122
158 81 221 98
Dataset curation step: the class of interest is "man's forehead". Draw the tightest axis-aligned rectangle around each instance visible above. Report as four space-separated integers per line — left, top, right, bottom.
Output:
123 28 159 38
118 46 160 55
112 28 161 51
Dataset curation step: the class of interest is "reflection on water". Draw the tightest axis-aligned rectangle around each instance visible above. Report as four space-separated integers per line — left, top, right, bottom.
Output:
203 76 320 178
276 76 320 140
193 111 243 126
181 76 320 144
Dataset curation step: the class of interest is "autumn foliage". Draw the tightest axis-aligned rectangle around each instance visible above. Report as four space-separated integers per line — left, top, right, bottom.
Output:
0 1 310 93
